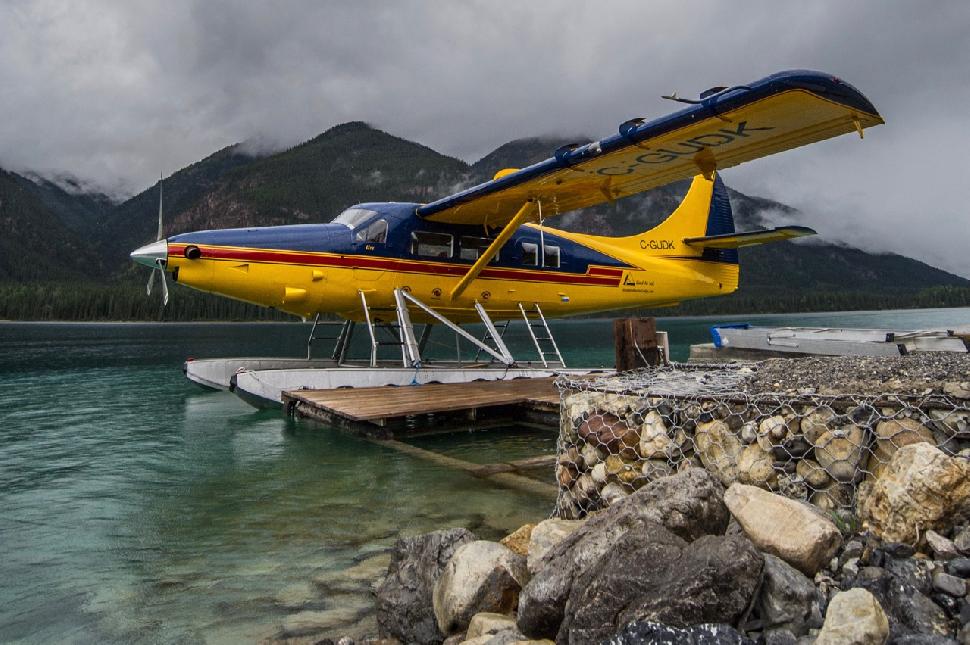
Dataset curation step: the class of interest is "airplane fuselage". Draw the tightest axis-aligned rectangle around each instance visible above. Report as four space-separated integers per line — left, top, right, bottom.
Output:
162 200 738 323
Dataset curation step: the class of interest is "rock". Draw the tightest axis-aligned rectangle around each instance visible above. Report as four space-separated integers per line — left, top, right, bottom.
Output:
814 588 889 645
956 527 970 555
526 519 584 575
695 420 743 486
377 527 476 644
935 571 968 597
948 558 970 578
810 482 853 512
945 382 970 400
851 564 953 639
814 424 866 483
802 407 836 444
724 483 842 576
499 523 535 557
638 410 674 458
640 459 673 482
884 556 934 595
579 442 604 469
797 458 832 489
603 620 755 644
737 444 778 488
869 418 935 479
858 443 970 544
758 415 789 452
579 412 639 457
600 481 630 504
929 530 961 561
758 554 822 636
590 462 607 484
465 612 520 639
517 468 729 639
432 541 528 636
282 596 373 636
559 525 763 644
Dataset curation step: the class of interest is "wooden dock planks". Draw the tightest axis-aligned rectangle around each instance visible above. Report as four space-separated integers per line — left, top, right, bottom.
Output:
283 377 561 424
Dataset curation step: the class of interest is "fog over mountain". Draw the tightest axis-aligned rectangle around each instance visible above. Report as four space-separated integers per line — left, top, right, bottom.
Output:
1 2 968 276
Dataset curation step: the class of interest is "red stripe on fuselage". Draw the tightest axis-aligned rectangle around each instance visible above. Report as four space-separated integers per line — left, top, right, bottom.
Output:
169 244 626 287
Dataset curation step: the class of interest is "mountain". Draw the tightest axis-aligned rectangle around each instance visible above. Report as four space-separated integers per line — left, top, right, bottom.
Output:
2 123 968 320
0 168 106 282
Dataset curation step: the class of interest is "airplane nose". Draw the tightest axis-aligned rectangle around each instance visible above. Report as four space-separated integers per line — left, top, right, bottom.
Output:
130 240 168 268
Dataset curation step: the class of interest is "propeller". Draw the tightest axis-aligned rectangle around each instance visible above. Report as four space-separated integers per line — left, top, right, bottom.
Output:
132 174 170 305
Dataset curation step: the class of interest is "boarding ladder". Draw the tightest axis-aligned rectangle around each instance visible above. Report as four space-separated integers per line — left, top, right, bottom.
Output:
474 320 511 364
519 303 566 368
305 315 356 361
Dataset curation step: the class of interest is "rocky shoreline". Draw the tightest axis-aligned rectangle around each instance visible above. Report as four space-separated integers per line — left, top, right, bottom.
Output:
365 444 970 645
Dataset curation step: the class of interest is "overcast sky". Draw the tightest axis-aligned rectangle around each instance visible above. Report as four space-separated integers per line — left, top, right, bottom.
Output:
2 1 969 276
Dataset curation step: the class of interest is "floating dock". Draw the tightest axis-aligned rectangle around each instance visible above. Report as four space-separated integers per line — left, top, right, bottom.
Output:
282 377 562 436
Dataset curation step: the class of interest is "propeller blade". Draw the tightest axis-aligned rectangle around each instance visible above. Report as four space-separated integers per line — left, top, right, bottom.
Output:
147 268 156 296
156 174 164 241
159 267 169 306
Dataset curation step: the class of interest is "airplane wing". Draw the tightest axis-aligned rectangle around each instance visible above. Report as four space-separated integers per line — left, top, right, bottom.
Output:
417 70 882 226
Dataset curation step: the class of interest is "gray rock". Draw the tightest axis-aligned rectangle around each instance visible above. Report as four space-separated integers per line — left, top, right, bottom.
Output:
949 558 970 578
886 635 958 644
929 530 962 561
884 556 935 595
851 563 953 640
559 526 763 644
517 468 729 639
935 571 968 598
764 629 798 645
954 527 970 555
376 527 476 645
432 541 528 635
758 554 823 636
602 620 754 644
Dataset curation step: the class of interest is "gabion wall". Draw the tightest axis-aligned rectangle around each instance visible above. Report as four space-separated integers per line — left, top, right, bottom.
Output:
555 366 970 520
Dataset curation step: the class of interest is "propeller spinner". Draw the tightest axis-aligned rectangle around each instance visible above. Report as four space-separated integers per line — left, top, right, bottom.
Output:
130 174 169 305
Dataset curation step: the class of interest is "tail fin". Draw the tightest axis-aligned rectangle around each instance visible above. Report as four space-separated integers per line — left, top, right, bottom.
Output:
625 173 738 263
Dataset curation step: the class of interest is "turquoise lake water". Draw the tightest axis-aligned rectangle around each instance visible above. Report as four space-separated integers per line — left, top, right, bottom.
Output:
2 308 970 643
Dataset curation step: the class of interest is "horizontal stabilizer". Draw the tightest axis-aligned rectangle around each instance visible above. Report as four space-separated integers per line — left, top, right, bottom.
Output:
683 226 816 249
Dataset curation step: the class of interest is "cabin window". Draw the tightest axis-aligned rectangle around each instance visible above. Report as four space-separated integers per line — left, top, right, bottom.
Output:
543 245 561 268
410 231 453 258
521 242 539 266
459 236 499 263
332 207 378 229
355 219 387 244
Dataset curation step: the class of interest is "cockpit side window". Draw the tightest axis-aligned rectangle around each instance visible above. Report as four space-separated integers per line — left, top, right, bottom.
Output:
354 219 387 244
332 207 378 229
459 236 499 263
521 242 538 266
410 231 453 258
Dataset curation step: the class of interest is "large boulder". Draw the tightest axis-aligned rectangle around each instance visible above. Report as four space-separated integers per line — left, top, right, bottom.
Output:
815 588 889 645
603 620 754 644
560 525 764 644
757 554 823 637
432 541 529 636
724 483 842 576
517 468 729 639
858 442 970 543
850 565 953 640
377 528 476 644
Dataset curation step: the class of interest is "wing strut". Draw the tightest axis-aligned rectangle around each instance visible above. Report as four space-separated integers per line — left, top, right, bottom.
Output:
449 200 536 301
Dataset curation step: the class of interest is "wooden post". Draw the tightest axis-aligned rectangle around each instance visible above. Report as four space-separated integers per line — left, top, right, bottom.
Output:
614 317 660 371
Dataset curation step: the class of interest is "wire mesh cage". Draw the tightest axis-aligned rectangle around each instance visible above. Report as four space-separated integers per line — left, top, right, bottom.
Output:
555 364 970 523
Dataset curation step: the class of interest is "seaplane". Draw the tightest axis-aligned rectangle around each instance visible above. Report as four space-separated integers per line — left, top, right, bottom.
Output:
131 70 882 404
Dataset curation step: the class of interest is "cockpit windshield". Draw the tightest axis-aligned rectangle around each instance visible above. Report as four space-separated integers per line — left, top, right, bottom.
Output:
331 207 378 229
